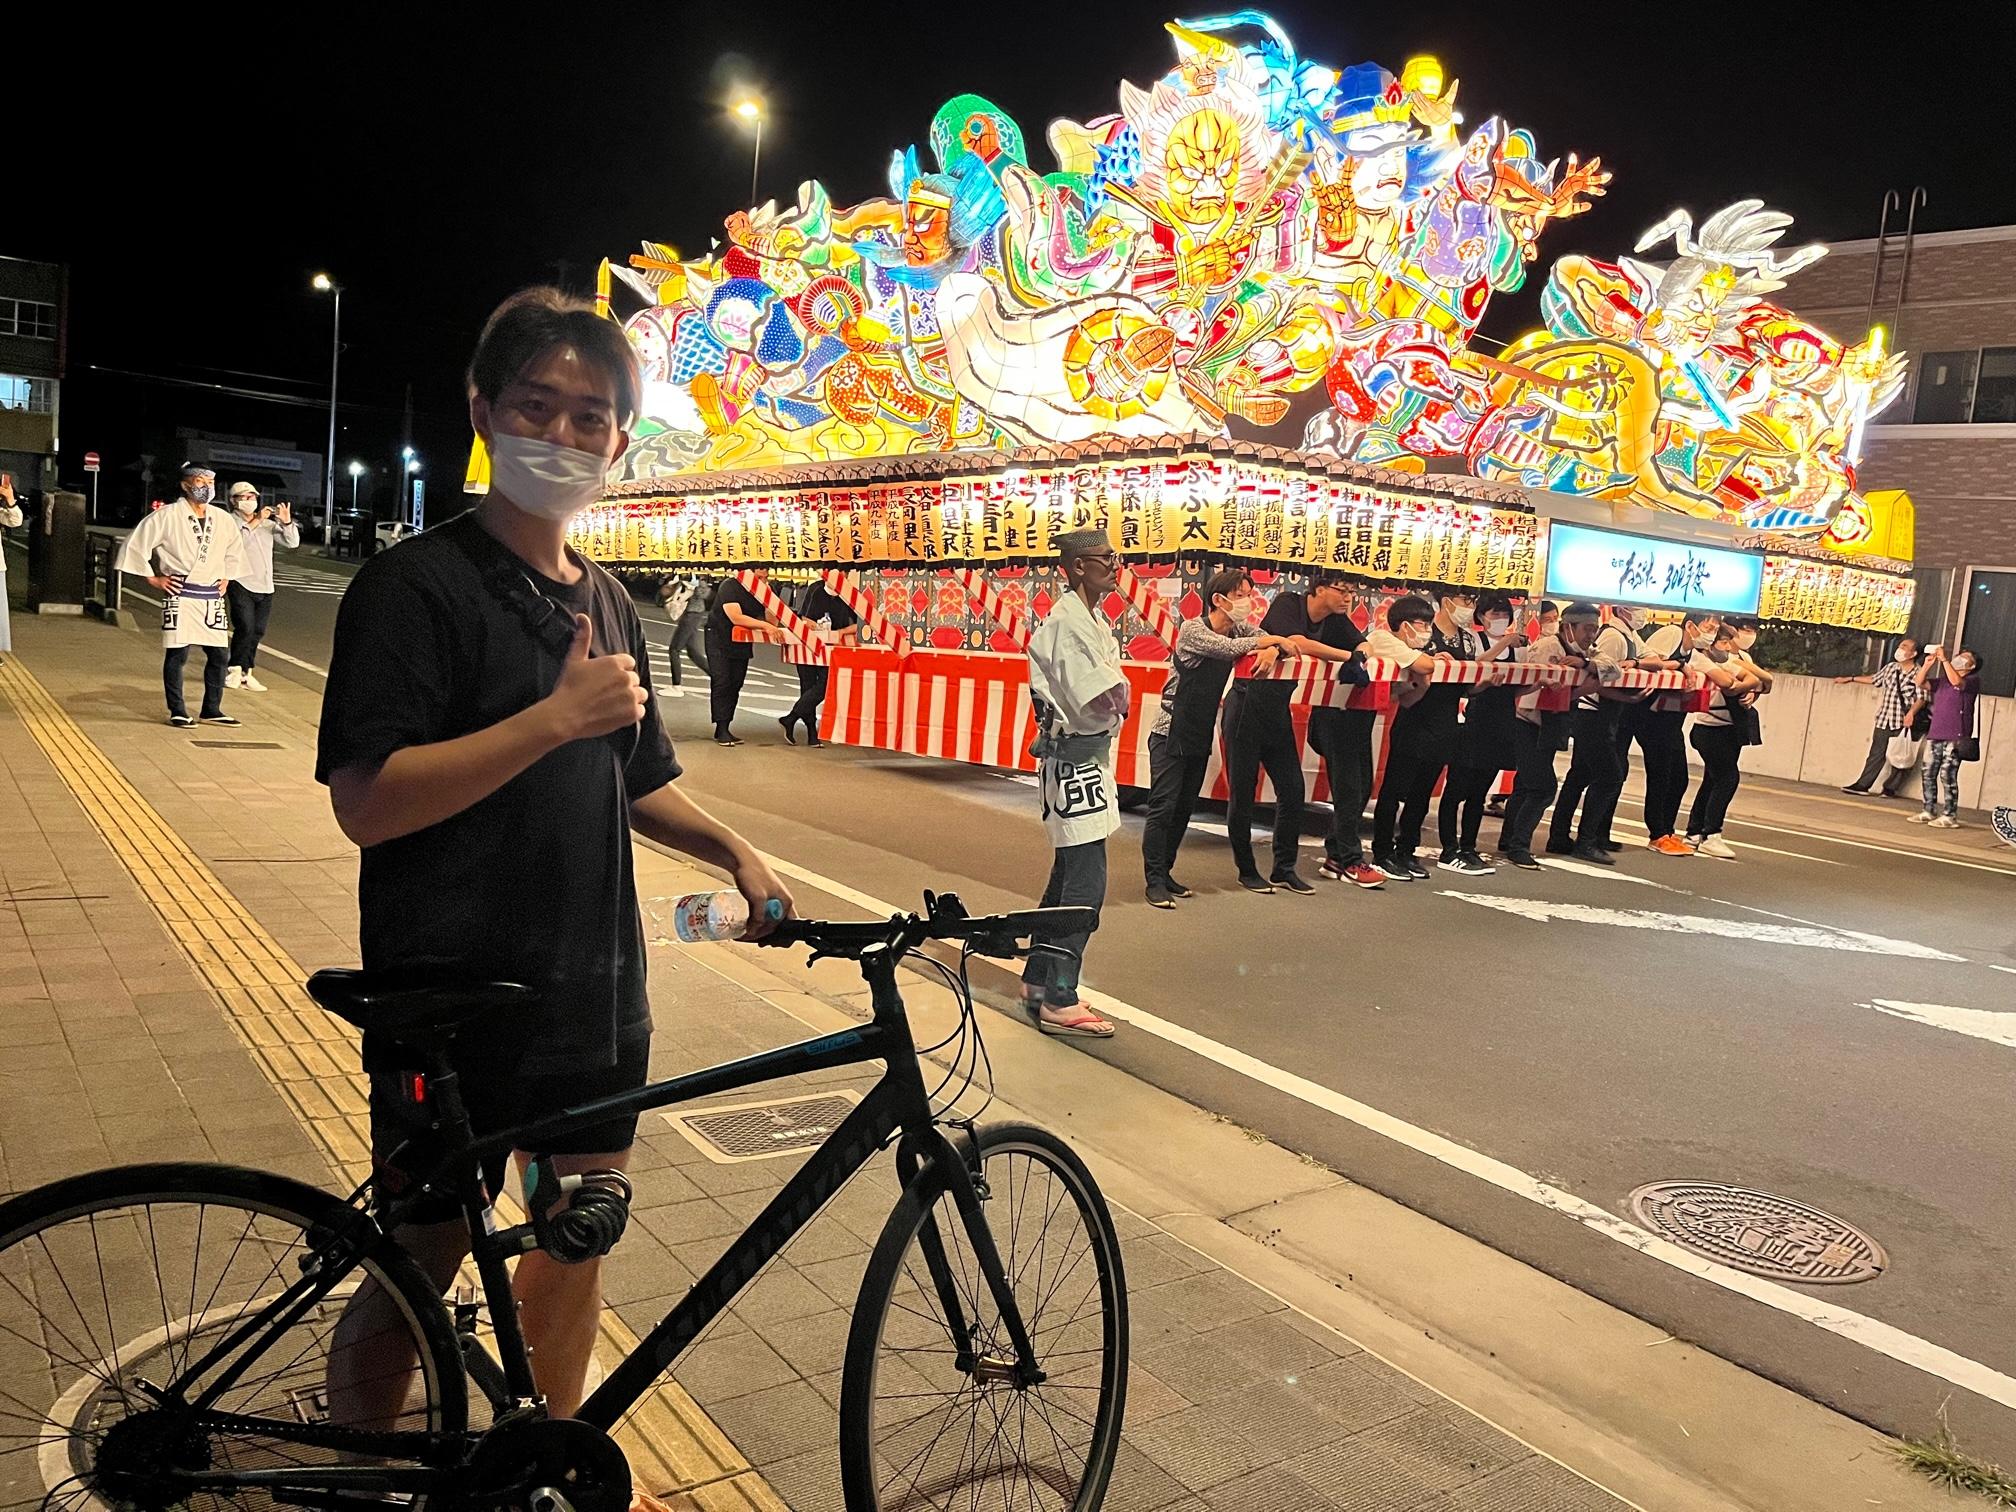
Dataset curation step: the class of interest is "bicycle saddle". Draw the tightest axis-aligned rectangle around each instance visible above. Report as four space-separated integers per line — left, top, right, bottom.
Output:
306 967 536 1045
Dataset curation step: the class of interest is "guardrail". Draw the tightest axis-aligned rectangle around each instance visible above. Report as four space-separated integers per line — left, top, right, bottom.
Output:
84 528 124 626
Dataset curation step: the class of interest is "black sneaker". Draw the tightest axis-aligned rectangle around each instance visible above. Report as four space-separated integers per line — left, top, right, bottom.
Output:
1461 850 1497 873
1506 849 1542 870
168 714 196 728
1598 840 1624 853
1405 859 1430 880
1167 878 1195 899
199 713 242 727
1146 883 1175 910
1544 838 1575 855
1374 858 1413 882
1570 842 1616 866
1439 851 1495 876
1272 871 1316 896
1237 873 1275 895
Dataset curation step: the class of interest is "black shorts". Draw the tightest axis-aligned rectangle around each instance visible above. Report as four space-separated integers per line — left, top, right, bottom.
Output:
366 1033 651 1225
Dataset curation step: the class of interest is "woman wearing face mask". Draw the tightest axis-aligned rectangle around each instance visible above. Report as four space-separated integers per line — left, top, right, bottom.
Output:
1436 593 1522 874
1912 645 1982 828
1140 568 1296 907
1682 621 1765 858
316 287 793 1423
1835 639 1922 797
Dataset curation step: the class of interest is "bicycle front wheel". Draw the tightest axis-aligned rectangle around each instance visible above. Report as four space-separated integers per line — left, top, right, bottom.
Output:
839 1123 1127 1511
0 1162 466 1512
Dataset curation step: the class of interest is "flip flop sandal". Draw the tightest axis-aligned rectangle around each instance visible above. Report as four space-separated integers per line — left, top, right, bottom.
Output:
1037 1003 1116 1038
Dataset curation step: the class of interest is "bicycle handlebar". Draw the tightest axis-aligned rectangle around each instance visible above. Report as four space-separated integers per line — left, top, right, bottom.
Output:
757 891 1094 961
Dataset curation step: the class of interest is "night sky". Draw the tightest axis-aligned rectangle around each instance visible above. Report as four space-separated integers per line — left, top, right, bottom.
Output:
26 1 2015 519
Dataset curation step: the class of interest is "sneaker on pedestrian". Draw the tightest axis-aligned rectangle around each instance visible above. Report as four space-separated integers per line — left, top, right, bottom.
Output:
1146 883 1175 910
1317 857 1349 883
1598 839 1624 853
1167 878 1195 899
224 667 244 689
1505 849 1542 870
1906 810 1933 824
1649 835 1693 856
1930 815 1961 829
1273 871 1316 896
1695 834 1737 859
1439 851 1494 876
1544 838 1575 855
168 714 196 728
200 713 242 727
242 673 267 692
1237 873 1276 894
1374 857 1413 882
1405 858 1430 881
1840 784 1868 795
1344 862 1386 889
1567 842 1614 865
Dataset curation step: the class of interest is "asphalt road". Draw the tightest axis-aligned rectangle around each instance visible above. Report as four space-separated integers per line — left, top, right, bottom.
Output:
212 551 2016 1454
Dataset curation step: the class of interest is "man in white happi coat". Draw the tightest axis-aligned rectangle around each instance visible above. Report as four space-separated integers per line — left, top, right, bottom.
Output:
117 463 247 727
1019 528 1126 1038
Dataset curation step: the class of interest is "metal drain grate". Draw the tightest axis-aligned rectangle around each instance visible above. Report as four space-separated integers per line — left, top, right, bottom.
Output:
191 740 285 749
663 1091 861 1163
1629 1182 1888 1284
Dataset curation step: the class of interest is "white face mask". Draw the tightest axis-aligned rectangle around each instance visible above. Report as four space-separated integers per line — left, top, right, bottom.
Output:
488 433 611 521
1221 598 1254 626
1401 623 1432 650
1485 616 1510 636
1895 648 1915 663
1446 603 1475 627
1735 631 1757 651
233 497 257 515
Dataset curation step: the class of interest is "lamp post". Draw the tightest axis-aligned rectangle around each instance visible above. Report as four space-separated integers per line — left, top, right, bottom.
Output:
401 447 418 527
312 274 341 545
734 97 764 205
348 460 363 513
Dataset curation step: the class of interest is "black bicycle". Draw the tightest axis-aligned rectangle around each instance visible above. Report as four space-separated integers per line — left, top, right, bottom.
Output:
0 893 1128 1512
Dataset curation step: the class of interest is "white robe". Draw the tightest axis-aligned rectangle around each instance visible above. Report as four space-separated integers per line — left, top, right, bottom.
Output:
117 502 247 648
1027 593 1129 848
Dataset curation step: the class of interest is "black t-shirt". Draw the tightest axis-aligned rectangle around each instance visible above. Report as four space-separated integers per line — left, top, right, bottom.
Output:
1238 593 1366 717
315 512 681 1073
1391 623 1468 758
799 583 860 633
707 579 767 656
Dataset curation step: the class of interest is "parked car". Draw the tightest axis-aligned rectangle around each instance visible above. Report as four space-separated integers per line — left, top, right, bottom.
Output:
374 521 416 551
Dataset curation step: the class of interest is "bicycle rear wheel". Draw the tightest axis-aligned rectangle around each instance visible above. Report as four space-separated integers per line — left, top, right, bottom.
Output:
0 1162 465 1512
839 1123 1127 1511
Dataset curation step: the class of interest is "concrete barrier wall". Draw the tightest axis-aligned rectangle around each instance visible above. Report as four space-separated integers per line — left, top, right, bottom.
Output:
1682 673 2010 811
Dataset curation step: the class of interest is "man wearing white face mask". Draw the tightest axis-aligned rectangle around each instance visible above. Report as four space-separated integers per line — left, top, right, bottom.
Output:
317 288 793 1423
118 463 247 727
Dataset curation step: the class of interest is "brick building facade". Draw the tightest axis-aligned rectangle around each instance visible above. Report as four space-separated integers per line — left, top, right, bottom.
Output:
1776 225 2016 692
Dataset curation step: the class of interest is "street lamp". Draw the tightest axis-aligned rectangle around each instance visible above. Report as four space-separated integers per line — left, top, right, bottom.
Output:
347 459 363 513
312 273 341 545
401 446 419 527
733 96 764 205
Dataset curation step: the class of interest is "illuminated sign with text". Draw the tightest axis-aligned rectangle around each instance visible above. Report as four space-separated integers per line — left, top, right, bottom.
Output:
1544 522 1763 616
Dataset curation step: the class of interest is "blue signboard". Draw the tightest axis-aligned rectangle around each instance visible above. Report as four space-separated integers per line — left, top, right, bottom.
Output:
1543 521 1763 616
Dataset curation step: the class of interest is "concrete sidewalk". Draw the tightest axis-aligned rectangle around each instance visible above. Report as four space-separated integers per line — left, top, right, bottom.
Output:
0 602 1965 1511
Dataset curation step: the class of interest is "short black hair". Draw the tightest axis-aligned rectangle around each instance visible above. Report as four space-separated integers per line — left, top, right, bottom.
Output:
1438 585 1479 602
467 286 643 427
1386 594 1435 631
1478 593 1515 621
1538 599 1561 617
1205 567 1251 603
1310 569 1354 591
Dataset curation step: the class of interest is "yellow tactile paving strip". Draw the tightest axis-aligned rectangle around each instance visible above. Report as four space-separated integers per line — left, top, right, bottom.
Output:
0 655 785 1511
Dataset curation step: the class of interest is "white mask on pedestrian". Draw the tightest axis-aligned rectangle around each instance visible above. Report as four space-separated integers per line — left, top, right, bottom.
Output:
1895 648 1914 663
1446 603 1475 627
488 433 610 521
1221 597 1254 626
233 496 257 515
1401 623 1432 650
1485 616 1510 636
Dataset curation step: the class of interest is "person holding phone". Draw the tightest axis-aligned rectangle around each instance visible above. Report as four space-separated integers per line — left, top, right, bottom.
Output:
225 483 301 690
1912 645 1982 828
0 473 23 662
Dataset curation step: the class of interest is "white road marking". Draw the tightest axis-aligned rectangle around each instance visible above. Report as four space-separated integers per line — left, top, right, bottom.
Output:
1534 857 1676 891
1725 838 1844 866
1440 892 1963 960
1869 999 2016 1050
1991 965 2016 977
741 849 2016 1415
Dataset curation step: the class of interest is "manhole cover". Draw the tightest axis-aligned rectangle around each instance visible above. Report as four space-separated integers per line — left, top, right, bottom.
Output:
664 1091 861 1163
190 739 285 749
1628 1182 1887 1284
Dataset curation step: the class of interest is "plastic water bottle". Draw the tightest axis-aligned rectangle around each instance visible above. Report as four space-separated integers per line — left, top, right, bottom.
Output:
662 891 784 943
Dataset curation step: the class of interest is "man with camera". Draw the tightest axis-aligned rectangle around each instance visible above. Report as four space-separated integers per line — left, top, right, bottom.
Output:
226 482 300 690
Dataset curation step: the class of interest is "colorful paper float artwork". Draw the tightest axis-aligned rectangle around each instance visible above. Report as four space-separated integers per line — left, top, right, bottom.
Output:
604 15 1904 550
